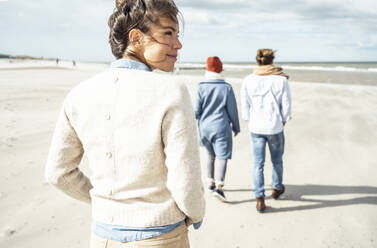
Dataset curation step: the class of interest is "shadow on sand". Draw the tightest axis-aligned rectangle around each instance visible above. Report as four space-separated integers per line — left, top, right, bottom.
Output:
223 184 377 211
222 188 254 204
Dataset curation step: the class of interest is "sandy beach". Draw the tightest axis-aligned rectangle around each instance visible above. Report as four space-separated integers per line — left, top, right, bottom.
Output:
1 60 376 248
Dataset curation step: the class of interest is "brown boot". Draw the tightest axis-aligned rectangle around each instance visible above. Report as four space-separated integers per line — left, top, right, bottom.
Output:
256 197 266 212
271 185 285 200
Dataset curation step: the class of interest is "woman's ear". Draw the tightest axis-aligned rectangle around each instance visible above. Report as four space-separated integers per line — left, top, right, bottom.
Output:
128 29 144 48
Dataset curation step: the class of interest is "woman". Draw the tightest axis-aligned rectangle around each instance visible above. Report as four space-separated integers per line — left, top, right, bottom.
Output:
45 0 205 247
240 49 292 213
194 56 240 202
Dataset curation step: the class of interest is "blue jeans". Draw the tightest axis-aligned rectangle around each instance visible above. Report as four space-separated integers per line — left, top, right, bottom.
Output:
250 132 285 197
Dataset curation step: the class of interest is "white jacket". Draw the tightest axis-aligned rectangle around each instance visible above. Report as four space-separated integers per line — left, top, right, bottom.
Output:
241 74 292 135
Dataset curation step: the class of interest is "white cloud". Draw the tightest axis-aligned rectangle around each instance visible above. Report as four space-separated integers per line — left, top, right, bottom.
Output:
181 8 212 25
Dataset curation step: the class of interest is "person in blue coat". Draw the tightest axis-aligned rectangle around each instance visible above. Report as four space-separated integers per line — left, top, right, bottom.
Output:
194 56 240 202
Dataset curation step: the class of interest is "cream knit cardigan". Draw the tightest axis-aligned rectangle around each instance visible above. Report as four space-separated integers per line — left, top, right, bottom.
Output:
45 68 205 227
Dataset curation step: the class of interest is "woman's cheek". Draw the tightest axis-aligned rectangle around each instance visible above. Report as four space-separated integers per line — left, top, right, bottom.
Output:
144 45 166 61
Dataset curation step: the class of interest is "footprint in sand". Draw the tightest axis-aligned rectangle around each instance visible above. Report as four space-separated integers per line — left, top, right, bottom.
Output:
4 137 17 147
5 103 14 112
6 137 17 143
1 228 17 239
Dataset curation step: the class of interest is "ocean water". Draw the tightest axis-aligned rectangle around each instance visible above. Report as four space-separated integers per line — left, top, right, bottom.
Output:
175 62 377 86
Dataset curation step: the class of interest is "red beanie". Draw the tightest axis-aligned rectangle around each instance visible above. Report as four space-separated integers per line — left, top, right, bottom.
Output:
206 56 223 73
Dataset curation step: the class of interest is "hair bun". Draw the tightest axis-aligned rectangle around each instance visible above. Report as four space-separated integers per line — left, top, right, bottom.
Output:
116 0 126 10
256 49 275 65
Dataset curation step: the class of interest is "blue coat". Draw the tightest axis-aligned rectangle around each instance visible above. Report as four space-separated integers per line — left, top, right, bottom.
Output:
194 79 240 159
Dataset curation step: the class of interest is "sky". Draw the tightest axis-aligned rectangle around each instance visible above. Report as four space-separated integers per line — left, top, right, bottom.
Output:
0 0 376 62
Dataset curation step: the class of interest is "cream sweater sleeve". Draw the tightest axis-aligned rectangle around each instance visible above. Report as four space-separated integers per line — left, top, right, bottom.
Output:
45 100 92 204
162 82 206 224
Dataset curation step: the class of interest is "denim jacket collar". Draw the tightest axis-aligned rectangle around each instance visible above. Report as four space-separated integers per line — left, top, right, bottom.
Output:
199 79 226 84
110 59 151 72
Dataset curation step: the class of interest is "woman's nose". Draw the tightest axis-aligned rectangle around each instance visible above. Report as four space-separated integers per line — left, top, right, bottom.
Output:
174 37 182 50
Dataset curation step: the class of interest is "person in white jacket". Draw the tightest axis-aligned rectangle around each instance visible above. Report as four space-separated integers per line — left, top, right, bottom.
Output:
45 0 205 247
241 49 292 213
